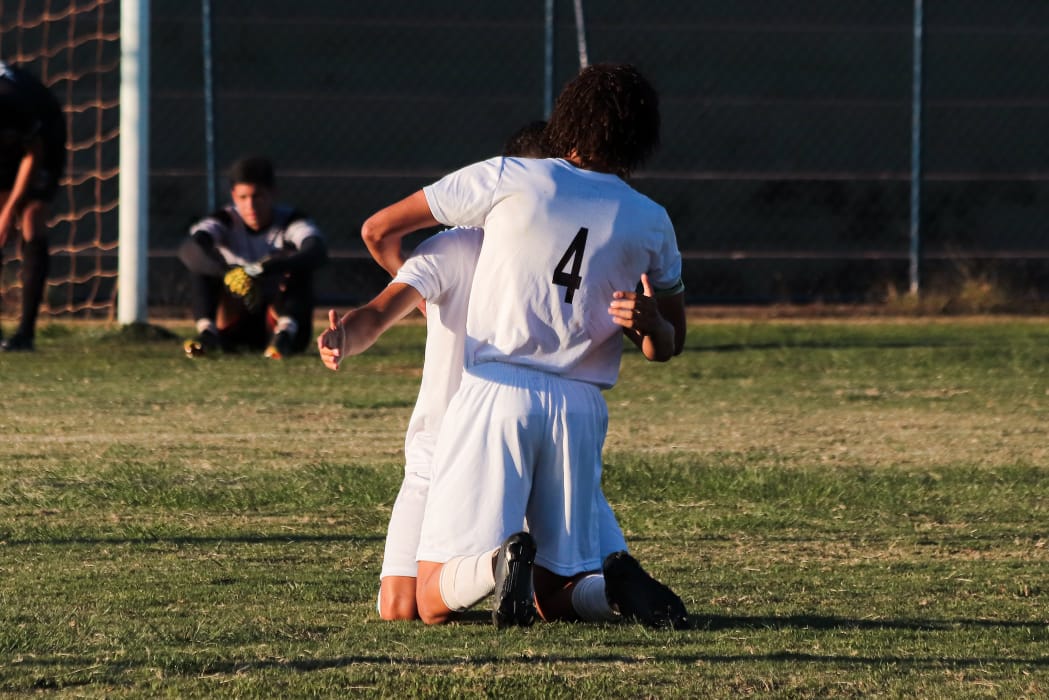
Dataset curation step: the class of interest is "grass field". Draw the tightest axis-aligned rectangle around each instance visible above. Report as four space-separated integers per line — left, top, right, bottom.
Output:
1 316 1046 698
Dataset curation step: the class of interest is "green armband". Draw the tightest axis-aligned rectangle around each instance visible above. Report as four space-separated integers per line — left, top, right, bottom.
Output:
653 278 685 297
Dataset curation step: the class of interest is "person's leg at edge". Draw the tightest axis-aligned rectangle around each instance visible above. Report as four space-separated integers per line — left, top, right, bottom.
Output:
0 192 10 342
14 201 50 344
182 240 224 355
272 270 315 353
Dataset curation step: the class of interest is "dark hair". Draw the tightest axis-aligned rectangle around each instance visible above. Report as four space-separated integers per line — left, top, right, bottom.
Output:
229 156 275 189
545 63 660 177
502 120 550 158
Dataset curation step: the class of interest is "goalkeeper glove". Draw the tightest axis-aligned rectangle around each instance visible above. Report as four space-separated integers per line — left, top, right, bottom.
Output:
224 266 261 310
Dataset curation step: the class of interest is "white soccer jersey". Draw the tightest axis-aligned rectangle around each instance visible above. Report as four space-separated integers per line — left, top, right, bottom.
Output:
189 203 322 267
392 227 482 469
424 156 683 389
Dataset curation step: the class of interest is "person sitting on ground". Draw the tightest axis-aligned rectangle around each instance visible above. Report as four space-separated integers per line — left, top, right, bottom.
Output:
179 156 328 359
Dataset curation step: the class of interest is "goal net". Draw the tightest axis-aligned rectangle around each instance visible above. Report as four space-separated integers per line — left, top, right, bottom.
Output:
0 0 120 320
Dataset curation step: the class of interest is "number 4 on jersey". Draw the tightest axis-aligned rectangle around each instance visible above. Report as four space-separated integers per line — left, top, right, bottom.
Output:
552 227 588 303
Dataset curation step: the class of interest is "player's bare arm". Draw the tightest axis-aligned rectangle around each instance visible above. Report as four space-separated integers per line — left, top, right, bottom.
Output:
608 273 681 361
0 136 43 246
317 282 423 370
361 190 438 277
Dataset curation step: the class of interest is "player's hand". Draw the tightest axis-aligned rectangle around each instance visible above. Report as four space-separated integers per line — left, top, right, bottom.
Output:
608 273 663 334
223 266 260 310
317 309 344 371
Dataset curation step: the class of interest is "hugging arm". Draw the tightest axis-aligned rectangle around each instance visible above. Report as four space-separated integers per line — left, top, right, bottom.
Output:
316 282 423 371
361 190 439 277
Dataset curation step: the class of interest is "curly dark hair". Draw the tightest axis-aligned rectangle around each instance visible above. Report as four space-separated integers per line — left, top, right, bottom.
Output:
545 63 660 177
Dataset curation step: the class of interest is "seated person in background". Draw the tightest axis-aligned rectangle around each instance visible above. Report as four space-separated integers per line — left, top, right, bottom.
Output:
179 155 328 359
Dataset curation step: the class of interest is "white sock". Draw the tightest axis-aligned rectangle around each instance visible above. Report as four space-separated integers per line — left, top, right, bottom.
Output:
275 316 298 336
571 574 619 622
196 318 217 335
438 551 497 612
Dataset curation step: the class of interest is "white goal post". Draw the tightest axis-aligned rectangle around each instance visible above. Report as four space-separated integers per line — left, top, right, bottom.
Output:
117 0 149 324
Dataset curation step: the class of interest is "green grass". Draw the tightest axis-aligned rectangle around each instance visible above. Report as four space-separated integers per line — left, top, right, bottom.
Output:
0 317 1046 698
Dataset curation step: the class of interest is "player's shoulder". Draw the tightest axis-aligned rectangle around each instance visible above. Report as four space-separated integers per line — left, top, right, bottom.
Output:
0 63 60 113
402 226 482 301
196 206 236 229
630 186 670 217
495 157 564 190
607 176 672 224
0 65 29 115
274 204 322 237
274 204 310 224
416 226 483 256
501 156 558 174
0 61 31 86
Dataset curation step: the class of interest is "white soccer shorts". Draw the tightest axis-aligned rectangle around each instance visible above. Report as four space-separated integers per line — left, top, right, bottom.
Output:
417 363 608 576
380 427 626 580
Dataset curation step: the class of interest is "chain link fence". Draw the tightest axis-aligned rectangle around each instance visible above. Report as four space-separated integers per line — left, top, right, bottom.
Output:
5 1 1049 313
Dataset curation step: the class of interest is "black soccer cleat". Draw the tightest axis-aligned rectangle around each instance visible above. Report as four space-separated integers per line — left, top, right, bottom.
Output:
184 329 221 358
492 531 537 628
0 333 34 352
603 551 689 630
263 330 294 360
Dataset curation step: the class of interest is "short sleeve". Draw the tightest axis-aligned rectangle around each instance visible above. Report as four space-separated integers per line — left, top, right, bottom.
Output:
393 227 482 304
423 158 505 229
647 209 684 294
